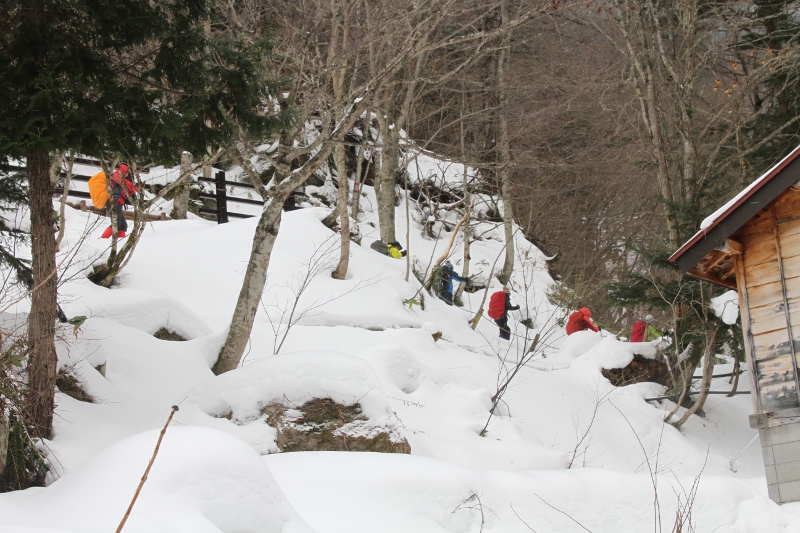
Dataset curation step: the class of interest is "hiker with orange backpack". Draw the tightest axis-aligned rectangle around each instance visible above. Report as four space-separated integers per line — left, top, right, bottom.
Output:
487 286 519 340
89 164 137 238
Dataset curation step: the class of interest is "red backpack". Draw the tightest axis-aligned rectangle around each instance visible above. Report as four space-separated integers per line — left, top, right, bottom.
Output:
630 321 646 342
487 291 506 319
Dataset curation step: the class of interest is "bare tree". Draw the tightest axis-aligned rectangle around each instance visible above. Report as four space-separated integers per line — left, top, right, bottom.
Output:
497 0 515 285
171 151 194 220
212 0 543 373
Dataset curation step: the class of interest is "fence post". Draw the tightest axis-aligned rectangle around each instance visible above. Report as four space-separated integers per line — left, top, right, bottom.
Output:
215 170 228 224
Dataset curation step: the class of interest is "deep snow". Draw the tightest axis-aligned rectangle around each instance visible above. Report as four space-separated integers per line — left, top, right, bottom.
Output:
1 155 799 532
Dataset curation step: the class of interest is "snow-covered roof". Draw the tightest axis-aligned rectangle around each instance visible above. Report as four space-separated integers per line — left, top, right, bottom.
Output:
700 146 800 231
671 144 800 273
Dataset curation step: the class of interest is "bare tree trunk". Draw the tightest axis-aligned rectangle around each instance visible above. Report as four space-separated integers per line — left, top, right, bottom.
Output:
55 156 73 250
672 326 718 428
213 129 343 373
455 107 471 302
728 355 741 396
377 51 426 245
377 108 399 243
203 157 212 181
0 411 7 476
331 5 351 280
405 164 411 281
497 0 514 285
172 151 193 219
213 196 287 374
332 142 351 279
26 148 58 439
351 110 372 220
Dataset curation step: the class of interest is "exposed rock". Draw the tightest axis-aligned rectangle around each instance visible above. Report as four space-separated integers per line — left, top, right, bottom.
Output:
602 353 671 388
153 327 187 341
56 369 94 403
262 398 410 454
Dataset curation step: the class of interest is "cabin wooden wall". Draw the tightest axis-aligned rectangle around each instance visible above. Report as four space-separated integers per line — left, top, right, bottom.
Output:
738 188 800 414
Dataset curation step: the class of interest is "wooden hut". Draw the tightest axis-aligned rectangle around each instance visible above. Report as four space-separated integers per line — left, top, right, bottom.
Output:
671 145 800 504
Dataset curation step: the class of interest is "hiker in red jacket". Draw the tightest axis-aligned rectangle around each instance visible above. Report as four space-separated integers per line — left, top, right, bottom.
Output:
491 286 519 340
101 164 137 239
566 307 599 335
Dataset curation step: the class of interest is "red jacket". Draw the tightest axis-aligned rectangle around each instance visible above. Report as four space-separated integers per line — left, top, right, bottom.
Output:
566 310 599 335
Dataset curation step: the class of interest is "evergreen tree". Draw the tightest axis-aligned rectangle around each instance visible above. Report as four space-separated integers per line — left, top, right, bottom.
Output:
0 0 283 439
0 167 30 287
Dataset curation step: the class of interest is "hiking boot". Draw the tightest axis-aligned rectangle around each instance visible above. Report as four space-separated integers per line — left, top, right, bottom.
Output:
117 231 126 239
101 226 112 239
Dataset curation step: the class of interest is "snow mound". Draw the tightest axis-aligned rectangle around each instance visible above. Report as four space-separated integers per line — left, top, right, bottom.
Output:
711 290 740 325
571 335 659 373
0 426 315 533
267 451 800 533
182 351 405 454
540 330 604 368
64 287 212 339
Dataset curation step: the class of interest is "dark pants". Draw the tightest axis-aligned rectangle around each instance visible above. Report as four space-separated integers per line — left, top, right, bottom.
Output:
495 316 510 340
439 291 454 305
106 202 128 232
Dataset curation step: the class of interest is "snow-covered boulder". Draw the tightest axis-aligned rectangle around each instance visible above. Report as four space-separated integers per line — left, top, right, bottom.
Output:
181 351 408 454
63 287 212 340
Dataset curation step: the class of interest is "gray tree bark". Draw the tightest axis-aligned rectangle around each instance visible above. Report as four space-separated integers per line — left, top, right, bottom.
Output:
213 134 343 373
0 412 7 476
672 325 718 428
497 0 514 286
351 111 372 220
25 148 58 439
171 151 193 220
455 116 471 302
377 109 399 244
212 193 288 374
332 141 351 279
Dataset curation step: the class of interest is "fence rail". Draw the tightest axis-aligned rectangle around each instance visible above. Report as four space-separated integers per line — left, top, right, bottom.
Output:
8 162 304 223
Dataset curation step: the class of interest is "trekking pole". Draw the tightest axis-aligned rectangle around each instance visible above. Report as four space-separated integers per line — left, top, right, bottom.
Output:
729 433 759 472
115 405 179 533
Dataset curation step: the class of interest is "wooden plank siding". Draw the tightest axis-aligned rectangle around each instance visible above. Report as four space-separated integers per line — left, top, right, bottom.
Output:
740 204 800 413
774 187 800 220
734 253 764 413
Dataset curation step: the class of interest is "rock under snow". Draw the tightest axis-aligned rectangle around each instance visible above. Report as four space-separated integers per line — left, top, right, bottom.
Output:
182 351 407 455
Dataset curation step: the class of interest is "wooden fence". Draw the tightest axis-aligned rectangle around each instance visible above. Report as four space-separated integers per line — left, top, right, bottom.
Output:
7 159 304 223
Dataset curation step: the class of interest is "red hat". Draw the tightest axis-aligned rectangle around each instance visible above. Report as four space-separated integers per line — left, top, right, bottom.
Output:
579 307 591 317
119 164 129 175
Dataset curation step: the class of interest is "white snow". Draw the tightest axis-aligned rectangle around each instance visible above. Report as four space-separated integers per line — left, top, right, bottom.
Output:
0 427 314 533
711 290 741 325
1 152 799 532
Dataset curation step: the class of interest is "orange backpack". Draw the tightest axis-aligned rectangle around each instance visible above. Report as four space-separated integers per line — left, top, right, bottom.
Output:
88 171 109 208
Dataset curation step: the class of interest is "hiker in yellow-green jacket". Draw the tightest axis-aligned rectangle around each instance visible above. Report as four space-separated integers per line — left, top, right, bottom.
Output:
387 241 406 258
631 315 663 342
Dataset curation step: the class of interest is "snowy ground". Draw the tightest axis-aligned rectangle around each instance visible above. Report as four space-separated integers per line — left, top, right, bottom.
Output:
1 159 800 532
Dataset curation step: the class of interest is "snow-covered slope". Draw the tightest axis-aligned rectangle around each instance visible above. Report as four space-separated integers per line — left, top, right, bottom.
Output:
1 157 799 532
